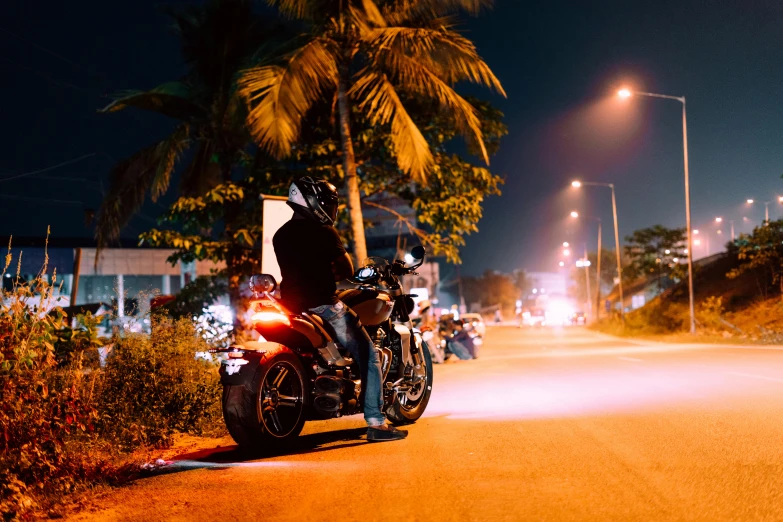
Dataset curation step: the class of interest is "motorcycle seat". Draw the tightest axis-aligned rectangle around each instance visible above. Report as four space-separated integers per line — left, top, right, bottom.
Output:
302 313 338 343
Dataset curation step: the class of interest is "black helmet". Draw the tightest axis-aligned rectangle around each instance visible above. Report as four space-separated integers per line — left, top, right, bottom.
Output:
287 177 339 226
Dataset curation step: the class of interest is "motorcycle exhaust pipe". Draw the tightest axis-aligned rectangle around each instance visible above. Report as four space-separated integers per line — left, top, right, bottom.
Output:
313 393 342 413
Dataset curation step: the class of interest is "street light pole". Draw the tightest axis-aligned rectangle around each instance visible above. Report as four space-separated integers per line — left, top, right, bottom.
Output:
619 89 696 335
681 97 696 335
583 243 592 321
572 181 624 322
595 219 602 320
610 183 624 320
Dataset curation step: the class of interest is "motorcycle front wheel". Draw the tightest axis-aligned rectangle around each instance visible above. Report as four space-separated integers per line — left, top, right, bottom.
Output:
387 341 433 425
222 350 307 452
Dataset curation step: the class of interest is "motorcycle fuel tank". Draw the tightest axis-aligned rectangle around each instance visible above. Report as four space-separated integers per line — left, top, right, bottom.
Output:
352 293 394 326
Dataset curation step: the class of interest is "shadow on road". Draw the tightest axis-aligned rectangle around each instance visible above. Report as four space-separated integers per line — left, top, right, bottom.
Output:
137 427 369 479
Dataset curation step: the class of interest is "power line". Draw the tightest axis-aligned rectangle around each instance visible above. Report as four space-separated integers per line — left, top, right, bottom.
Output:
0 153 97 183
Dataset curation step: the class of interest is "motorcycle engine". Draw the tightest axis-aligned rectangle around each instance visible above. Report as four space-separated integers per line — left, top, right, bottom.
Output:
371 327 393 381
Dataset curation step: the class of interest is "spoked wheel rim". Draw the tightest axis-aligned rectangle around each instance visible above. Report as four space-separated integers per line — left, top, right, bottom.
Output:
258 361 304 438
399 363 428 411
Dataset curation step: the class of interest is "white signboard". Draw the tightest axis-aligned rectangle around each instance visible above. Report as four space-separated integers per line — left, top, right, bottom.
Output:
261 196 293 283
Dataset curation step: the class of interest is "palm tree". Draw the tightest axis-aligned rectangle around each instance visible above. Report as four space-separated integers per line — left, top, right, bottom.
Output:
238 0 505 262
96 0 283 309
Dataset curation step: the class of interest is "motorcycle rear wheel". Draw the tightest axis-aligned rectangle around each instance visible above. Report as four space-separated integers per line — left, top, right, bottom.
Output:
222 350 307 452
387 341 433 425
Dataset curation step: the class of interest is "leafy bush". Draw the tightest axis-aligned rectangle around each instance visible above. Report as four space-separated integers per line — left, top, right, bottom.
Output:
591 298 688 336
0 256 111 516
97 316 223 449
1 242 225 518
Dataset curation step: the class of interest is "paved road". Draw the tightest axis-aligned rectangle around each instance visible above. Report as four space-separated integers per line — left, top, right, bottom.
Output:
73 328 783 521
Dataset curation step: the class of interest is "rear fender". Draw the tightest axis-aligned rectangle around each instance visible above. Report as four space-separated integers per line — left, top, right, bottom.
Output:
218 342 294 386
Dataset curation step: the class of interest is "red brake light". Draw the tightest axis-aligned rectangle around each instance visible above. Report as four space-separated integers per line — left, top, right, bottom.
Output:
251 311 290 326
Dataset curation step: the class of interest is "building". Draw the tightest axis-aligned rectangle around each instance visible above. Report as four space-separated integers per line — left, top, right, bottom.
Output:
3 238 223 316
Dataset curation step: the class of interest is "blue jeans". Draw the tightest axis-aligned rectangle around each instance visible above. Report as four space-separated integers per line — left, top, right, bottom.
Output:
309 301 385 426
448 339 474 360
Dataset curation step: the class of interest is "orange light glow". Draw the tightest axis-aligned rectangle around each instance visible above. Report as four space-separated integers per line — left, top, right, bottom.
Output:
571 181 582 188
617 88 632 99
251 311 290 326
570 211 579 218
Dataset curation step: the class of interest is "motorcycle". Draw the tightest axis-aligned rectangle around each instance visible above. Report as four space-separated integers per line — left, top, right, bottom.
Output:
410 316 446 364
215 246 433 451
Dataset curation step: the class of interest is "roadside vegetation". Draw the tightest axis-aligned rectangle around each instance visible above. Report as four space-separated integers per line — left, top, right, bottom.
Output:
0 244 224 519
590 220 783 343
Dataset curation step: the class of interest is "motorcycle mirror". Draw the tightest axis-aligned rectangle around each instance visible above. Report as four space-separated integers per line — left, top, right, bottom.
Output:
249 274 277 294
410 245 425 261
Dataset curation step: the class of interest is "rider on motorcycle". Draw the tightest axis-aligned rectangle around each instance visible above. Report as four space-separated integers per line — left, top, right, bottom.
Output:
272 177 408 442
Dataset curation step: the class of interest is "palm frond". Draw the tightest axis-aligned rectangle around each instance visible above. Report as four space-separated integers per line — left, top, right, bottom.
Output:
100 82 205 121
238 37 339 158
360 0 387 26
351 71 433 179
151 124 191 201
382 0 493 24
95 128 190 248
179 140 222 196
368 49 490 163
349 1 387 36
363 23 505 96
266 0 315 19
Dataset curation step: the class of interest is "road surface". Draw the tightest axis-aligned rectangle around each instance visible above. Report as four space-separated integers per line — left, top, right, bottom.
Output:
72 327 783 521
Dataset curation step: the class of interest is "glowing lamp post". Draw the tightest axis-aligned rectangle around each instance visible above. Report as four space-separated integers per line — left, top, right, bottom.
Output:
617 87 696 334
716 216 734 240
570 212 603 320
571 180 624 321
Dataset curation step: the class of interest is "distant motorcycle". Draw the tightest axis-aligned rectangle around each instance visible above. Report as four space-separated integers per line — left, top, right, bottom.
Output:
411 315 446 364
214 246 433 451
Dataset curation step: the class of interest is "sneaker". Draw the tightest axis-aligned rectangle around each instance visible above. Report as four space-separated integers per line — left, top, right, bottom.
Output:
367 424 408 442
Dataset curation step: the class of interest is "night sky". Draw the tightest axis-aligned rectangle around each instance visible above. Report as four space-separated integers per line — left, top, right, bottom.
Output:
3 1 783 275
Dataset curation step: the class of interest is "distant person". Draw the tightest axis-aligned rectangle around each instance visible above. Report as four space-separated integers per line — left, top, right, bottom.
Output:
447 320 474 360
494 310 502 323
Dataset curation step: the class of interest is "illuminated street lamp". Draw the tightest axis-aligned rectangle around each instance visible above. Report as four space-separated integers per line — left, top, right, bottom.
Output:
571 180 624 321
559 261 565 267
570 212 603 320
563 241 569 247
715 217 734 240
746 198 769 223
617 87 695 334
570 211 579 218
563 249 571 256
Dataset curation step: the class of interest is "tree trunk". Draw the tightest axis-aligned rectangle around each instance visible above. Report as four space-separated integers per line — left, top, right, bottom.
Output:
337 62 367 264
